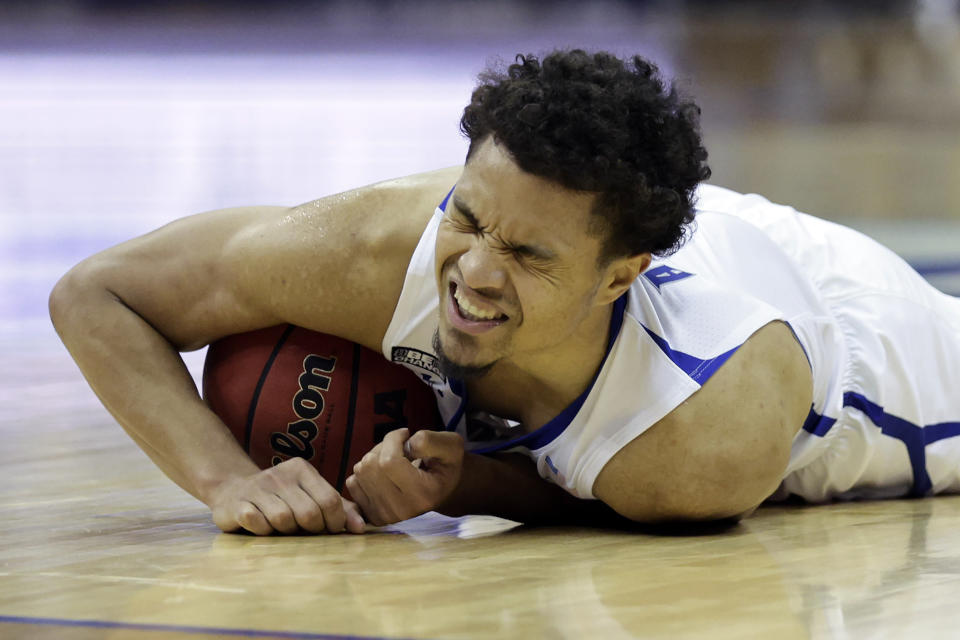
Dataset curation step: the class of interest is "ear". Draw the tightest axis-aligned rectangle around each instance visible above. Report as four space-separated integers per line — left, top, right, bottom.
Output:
596 253 651 305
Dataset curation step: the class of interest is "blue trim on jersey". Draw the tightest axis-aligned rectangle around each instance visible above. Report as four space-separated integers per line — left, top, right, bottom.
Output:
640 326 740 385
439 186 455 212
925 420 960 444
800 393 960 496
801 406 837 437
843 392 932 496
460 294 629 454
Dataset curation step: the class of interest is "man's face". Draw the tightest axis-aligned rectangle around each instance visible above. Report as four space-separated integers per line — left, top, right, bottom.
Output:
433 137 610 378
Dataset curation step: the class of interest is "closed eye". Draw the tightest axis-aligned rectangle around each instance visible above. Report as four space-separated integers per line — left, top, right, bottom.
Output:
507 242 552 263
450 215 480 234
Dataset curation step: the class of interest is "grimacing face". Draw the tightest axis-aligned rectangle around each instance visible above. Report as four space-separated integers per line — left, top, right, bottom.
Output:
433 137 625 379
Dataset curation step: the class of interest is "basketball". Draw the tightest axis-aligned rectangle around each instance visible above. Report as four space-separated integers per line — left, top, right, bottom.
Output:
201 325 443 492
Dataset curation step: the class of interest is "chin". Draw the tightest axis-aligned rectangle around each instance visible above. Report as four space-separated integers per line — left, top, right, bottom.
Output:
432 329 496 380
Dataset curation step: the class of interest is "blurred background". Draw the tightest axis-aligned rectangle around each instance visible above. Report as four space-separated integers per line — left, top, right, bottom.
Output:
2 0 959 352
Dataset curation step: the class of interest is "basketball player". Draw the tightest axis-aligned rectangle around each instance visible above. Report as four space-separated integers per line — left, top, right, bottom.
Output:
50 50 960 535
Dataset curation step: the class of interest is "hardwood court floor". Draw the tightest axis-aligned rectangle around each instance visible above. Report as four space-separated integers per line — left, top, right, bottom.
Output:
3 321 960 640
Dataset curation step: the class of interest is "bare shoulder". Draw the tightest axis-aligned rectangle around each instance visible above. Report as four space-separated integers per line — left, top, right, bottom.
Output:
593 320 812 523
60 166 461 353
229 167 460 348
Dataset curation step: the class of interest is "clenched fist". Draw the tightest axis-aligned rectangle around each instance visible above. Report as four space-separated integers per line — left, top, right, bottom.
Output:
345 429 465 526
207 457 366 535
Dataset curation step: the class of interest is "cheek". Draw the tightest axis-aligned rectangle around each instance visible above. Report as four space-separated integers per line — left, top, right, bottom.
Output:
516 276 595 328
434 229 462 278
512 279 561 325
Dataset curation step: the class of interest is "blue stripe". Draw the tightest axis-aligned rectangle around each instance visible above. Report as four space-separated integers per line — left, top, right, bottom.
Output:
0 615 407 640
842 392 932 496
438 186 455 212
468 293 629 453
801 406 836 437
801 394 960 497
640 327 741 384
925 420 960 444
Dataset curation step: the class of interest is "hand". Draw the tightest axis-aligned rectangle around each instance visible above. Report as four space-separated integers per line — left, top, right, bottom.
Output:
345 428 465 526
207 457 366 535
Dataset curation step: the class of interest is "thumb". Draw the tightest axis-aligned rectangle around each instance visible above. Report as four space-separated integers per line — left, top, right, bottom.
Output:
404 430 464 465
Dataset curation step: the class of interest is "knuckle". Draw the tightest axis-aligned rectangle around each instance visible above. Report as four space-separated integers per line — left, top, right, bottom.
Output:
381 452 404 467
259 467 282 488
237 506 264 530
298 506 325 531
317 493 341 512
274 514 296 532
264 505 295 531
287 456 310 471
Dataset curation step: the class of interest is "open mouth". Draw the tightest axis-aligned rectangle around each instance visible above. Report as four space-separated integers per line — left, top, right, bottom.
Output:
449 282 508 326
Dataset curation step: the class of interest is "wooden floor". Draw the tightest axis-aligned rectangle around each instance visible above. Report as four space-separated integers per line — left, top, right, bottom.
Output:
3 320 960 639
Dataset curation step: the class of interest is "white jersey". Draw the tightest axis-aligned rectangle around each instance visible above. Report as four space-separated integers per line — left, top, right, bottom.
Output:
382 184 960 502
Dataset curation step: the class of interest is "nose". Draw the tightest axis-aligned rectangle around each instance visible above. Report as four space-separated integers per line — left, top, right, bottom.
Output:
458 242 507 294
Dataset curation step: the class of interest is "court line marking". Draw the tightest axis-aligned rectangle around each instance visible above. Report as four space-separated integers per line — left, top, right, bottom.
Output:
910 260 960 277
0 615 419 640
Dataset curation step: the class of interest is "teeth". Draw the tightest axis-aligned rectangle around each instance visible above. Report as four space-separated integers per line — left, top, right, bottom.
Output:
454 287 503 321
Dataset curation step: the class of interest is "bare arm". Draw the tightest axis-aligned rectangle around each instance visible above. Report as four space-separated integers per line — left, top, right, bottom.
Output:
440 452 625 526
345 428 625 527
593 321 812 522
50 205 287 503
50 168 460 532
348 321 810 529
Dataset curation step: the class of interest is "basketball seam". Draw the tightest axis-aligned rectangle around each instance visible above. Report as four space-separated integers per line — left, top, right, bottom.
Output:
244 324 296 453
336 343 363 491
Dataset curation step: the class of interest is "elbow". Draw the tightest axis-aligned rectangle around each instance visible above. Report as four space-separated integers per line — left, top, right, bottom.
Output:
49 259 108 333
49 267 80 331
604 453 787 525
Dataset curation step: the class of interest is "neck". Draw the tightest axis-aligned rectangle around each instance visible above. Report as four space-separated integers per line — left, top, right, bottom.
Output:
467 302 615 430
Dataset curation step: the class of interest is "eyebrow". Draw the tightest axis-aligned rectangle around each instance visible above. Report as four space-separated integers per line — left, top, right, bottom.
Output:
451 196 483 229
451 196 556 261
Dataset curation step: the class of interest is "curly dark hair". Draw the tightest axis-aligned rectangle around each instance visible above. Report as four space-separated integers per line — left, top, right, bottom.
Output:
460 49 711 262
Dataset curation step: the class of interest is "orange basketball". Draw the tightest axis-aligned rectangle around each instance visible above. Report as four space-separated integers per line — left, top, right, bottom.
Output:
202 325 443 492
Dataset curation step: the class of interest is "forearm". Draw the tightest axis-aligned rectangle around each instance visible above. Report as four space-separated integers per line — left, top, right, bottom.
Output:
438 452 625 526
50 272 258 504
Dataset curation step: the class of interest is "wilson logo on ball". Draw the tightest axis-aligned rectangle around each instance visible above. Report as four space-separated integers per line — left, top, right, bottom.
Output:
269 354 336 465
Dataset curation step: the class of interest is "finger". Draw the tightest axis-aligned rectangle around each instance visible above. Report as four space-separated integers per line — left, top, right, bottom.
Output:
378 429 421 488
405 430 465 466
341 498 367 534
296 469 347 533
347 472 393 526
212 507 242 533
252 491 299 534
380 427 410 458
271 458 336 533
279 485 329 534
234 501 273 536
344 474 376 524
